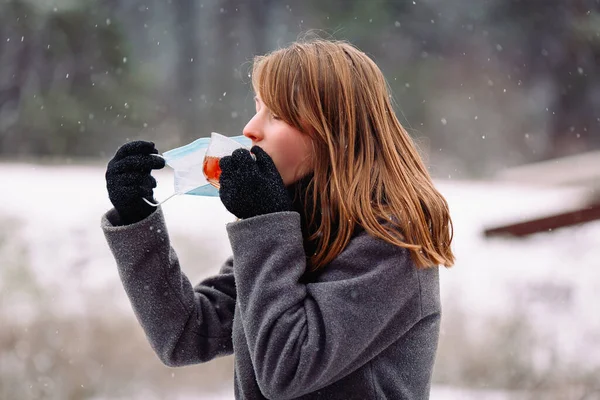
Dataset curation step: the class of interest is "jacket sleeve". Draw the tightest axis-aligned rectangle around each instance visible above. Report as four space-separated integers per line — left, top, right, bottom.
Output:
101 207 236 367
226 211 434 399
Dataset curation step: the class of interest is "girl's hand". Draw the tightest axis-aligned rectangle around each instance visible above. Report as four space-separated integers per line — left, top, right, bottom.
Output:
219 146 292 219
105 141 165 224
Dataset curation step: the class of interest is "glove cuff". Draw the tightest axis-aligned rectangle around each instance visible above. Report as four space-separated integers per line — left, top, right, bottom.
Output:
115 202 157 226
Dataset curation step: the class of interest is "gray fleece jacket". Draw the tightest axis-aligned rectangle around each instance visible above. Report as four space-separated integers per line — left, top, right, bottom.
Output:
101 208 440 399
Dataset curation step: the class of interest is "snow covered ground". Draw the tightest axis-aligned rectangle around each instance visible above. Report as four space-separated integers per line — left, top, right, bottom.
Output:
1 161 599 398
140 385 529 400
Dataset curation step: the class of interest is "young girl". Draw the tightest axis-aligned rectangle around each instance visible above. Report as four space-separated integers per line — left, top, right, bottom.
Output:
102 38 454 399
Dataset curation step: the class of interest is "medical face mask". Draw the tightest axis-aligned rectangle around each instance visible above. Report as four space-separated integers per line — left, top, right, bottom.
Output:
144 132 252 207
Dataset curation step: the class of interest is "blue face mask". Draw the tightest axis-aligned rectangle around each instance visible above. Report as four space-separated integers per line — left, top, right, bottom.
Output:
144 133 251 207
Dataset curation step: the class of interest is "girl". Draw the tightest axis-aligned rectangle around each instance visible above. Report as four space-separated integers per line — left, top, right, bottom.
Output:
102 38 454 399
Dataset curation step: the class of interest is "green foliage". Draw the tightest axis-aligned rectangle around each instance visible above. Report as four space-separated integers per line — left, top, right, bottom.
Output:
1 0 599 169
0 0 155 157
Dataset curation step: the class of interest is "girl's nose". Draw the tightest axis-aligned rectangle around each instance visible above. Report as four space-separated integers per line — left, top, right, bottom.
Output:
243 115 263 143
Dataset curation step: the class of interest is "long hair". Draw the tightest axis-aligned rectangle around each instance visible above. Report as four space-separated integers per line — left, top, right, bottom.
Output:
251 38 455 271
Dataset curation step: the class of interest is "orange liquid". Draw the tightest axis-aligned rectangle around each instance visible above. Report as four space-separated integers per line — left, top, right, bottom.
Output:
203 156 222 189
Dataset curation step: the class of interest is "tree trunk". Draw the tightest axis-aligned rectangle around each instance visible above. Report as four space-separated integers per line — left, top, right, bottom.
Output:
175 0 200 138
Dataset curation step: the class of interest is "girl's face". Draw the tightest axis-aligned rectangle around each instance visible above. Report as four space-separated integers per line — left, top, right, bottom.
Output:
243 96 313 186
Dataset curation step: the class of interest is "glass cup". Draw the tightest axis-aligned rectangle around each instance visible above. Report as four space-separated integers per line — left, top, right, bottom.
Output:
203 132 252 189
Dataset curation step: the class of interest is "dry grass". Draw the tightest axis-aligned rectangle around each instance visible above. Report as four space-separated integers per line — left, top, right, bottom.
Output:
0 215 234 399
1 213 598 399
434 303 600 399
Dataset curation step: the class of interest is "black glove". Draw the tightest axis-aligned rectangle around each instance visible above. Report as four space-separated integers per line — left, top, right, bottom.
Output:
219 145 292 219
105 140 165 225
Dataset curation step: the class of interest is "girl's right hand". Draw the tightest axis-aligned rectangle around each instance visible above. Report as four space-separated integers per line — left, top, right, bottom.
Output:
105 141 165 225
219 145 292 219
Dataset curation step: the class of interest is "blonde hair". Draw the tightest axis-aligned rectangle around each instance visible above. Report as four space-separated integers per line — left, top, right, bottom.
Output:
251 38 455 270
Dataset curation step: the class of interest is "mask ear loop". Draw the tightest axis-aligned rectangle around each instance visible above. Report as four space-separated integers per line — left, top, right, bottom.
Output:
142 154 177 207
142 193 178 207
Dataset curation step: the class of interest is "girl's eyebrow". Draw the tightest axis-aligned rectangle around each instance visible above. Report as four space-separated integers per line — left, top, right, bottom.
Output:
254 96 263 111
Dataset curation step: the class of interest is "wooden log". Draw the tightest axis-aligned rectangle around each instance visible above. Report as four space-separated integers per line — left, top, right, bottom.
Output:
483 202 600 237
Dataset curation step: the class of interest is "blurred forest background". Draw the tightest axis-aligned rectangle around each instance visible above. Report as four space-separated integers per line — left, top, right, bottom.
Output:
1 0 599 176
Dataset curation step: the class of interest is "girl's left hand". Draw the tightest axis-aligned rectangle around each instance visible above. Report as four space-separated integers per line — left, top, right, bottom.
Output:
219 146 292 219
